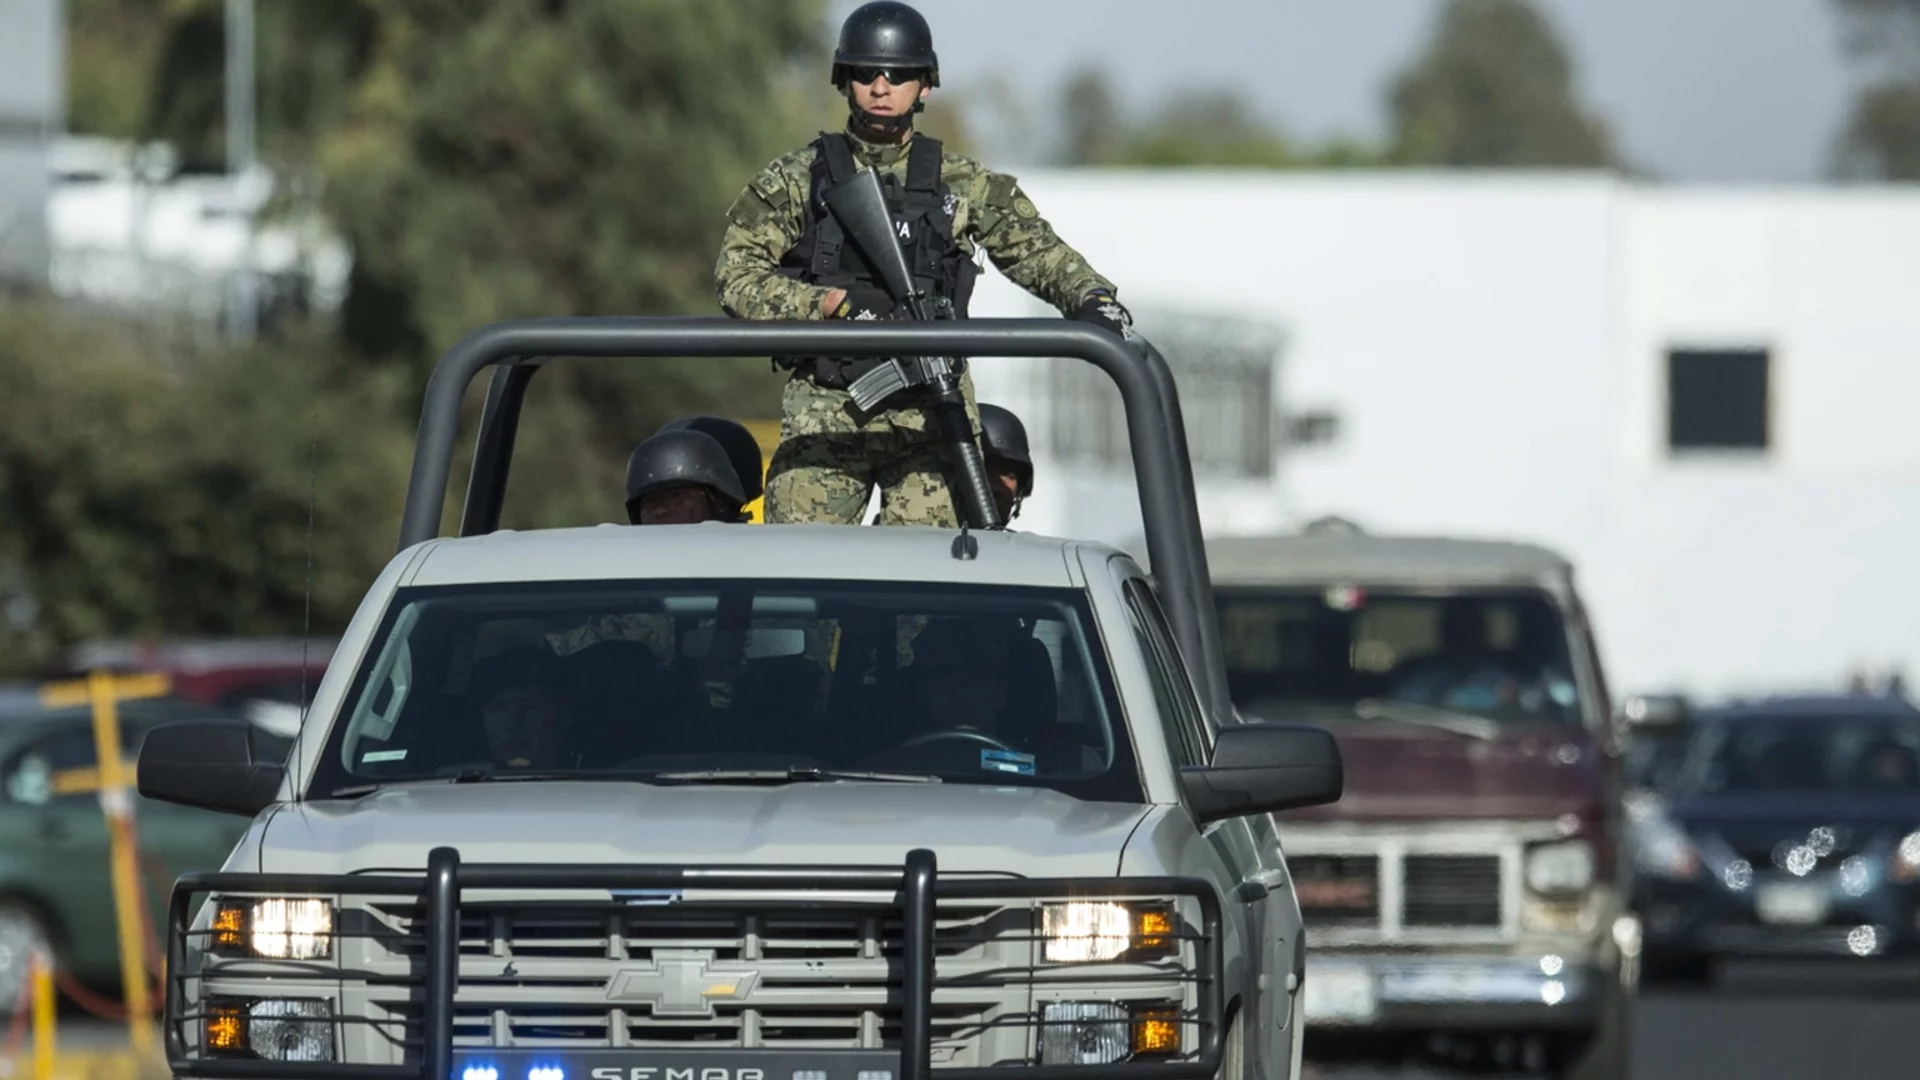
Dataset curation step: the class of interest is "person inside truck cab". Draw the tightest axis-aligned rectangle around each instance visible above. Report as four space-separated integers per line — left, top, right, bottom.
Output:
471 647 582 770
857 615 1071 775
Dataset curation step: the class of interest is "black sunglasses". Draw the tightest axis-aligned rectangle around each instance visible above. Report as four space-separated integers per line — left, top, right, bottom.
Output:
845 65 926 86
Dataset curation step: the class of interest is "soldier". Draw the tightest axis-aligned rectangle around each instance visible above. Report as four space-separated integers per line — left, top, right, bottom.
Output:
977 403 1034 525
656 415 766 510
623 428 750 526
714 0 1133 529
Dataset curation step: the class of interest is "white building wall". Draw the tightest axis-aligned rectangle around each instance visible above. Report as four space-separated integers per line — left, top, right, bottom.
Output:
962 170 1920 700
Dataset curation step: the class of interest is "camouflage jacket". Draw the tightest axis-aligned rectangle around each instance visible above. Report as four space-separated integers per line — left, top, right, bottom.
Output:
714 129 1117 322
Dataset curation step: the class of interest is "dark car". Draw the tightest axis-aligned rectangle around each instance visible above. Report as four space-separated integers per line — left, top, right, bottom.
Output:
1633 693 1920 983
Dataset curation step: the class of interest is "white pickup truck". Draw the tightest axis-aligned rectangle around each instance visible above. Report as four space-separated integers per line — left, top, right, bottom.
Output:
135 319 1345 1080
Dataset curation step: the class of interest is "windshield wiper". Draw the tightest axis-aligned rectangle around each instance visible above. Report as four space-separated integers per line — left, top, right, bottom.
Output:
448 768 594 784
328 783 386 799
1352 699 1502 740
652 767 943 785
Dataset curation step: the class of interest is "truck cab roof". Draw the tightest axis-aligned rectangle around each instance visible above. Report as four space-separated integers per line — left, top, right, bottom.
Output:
403 522 1114 589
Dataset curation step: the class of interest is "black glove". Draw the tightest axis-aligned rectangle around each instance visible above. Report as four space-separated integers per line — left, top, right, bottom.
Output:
827 286 897 321
1075 289 1136 340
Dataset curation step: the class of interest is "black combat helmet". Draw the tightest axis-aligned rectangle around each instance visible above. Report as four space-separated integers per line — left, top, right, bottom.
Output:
832 1 940 89
624 429 748 523
656 415 765 504
978 403 1033 498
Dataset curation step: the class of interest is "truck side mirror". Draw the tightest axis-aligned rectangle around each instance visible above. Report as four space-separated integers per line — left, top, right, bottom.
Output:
137 719 286 817
1179 722 1343 823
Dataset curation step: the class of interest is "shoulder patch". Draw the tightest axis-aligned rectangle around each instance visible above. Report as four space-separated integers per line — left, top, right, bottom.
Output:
750 171 789 207
983 173 1019 209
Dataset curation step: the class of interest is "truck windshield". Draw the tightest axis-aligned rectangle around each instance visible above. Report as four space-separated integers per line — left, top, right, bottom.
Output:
1214 587 1582 726
308 579 1141 803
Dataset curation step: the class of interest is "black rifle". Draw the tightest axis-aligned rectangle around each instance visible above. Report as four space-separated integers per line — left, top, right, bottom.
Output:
820 167 1001 531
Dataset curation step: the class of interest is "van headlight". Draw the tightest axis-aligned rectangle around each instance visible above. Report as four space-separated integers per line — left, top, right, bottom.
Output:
1041 901 1176 963
210 898 334 960
1526 841 1595 896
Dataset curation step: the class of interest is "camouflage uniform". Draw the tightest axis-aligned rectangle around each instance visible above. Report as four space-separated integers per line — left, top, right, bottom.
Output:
715 130 1116 527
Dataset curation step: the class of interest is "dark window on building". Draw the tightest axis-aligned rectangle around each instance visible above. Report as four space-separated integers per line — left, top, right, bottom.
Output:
1667 348 1769 452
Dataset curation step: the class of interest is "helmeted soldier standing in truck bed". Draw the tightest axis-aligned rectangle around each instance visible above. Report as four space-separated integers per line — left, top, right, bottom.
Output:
714 0 1132 528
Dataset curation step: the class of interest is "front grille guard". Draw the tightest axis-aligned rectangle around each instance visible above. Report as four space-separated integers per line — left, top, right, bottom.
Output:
165 848 1225 1080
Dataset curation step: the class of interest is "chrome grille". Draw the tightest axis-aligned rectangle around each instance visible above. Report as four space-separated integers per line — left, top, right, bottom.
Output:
357 900 1019 1051
1290 855 1381 928
1286 842 1515 943
1402 855 1502 927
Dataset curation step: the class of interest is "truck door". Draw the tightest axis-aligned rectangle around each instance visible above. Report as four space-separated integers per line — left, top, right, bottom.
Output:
1123 576 1294 1076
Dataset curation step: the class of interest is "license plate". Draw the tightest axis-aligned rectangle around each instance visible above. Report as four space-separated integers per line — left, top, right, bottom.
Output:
1379 967 1543 1004
1755 882 1830 926
1303 963 1377 1024
453 1049 899 1080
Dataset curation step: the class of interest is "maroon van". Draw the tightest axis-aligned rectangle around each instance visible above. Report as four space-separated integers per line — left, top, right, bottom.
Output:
1206 525 1632 1080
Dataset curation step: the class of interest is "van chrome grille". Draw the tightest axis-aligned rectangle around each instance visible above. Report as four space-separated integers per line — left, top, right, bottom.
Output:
1286 843 1514 944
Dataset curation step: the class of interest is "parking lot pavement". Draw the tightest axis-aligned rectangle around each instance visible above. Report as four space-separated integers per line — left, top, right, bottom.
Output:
42 965 1920 1080
1305 961 1920 1080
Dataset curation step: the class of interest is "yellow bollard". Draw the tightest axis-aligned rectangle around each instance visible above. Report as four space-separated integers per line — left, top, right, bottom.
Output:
40 672 171 1065
85 670 154 1058
30 950 52 1080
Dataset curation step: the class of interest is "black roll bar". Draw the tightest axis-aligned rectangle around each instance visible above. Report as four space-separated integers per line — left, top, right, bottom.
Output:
396 316 1233 721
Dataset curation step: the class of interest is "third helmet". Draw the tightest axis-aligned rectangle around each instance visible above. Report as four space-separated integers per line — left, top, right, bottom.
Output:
978 403 1033 498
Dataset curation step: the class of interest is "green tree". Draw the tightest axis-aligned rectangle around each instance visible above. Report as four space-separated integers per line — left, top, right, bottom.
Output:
1049 66 1386 168
32 0 841 659
1831 0 1920 178
0 303 416 676
1387 0 1618 168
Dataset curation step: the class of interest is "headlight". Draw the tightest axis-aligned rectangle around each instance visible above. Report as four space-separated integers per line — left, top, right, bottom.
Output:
1893 832 1920 882
1039 1003 1183 1064
205 998 335 1061
1041 901 1176 963
211 898 334 960
1527 840 1595 895
1632 817 1700 880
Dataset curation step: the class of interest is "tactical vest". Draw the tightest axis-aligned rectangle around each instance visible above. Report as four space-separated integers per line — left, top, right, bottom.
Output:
772 132 980 390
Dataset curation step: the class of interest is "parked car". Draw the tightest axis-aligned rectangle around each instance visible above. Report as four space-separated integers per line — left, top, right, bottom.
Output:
1632 692 1920 984
62 637 334 712
1206 527 1629 1080
0 692 292 1009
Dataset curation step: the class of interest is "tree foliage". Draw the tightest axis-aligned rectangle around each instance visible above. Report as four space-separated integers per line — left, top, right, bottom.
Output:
20 0 842 666
1831 0 1920 179
0 303 415 675
1386 0 1618 168
1051 66 1385 168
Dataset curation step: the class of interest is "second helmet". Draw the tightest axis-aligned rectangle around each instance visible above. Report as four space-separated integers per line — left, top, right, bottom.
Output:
624 428 748 512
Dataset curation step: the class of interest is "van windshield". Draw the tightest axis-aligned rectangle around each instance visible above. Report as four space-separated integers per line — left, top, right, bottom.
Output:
1214 587 1583 726
308 579 1140 803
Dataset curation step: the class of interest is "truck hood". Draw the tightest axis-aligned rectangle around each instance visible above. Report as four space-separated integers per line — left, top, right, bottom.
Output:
1269 713 1604 824
259 781 1151 878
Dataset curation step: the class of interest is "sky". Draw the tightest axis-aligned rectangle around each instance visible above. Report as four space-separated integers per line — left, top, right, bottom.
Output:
824 0 1868 183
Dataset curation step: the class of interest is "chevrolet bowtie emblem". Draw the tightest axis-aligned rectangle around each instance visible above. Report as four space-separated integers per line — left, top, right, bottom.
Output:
606 951 761 1018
